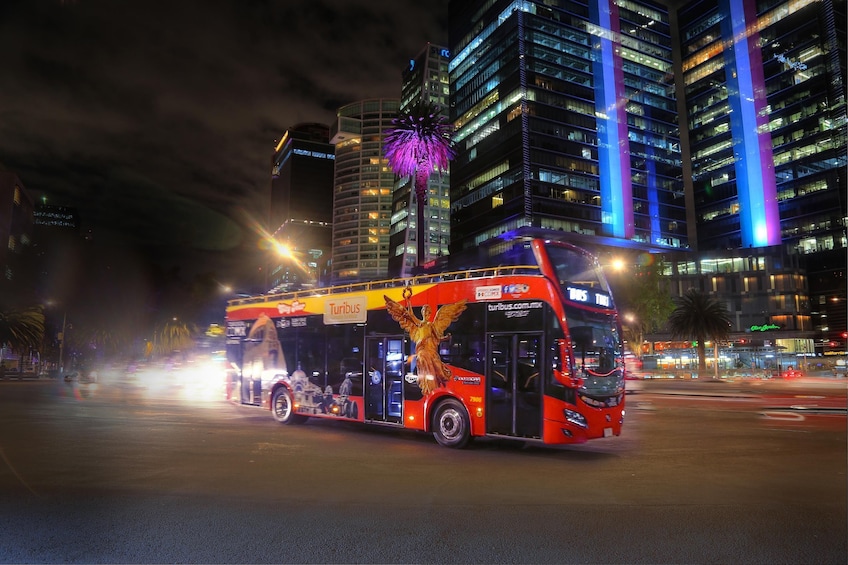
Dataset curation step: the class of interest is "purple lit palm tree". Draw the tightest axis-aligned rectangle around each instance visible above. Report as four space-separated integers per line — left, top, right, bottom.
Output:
384 102 454 268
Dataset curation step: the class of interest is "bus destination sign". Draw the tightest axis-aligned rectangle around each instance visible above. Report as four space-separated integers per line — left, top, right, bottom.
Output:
566 286 612 308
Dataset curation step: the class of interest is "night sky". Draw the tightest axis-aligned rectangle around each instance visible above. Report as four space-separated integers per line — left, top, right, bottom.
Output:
0 0 449 286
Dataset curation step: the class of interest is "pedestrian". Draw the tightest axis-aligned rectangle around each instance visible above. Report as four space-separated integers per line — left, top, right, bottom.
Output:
0 362 5 380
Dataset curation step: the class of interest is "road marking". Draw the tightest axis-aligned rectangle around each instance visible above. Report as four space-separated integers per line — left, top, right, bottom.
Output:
760 411 805 421
0 446 42 498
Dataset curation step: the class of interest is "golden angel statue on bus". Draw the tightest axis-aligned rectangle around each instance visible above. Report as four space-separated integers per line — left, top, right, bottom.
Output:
384 294 467 394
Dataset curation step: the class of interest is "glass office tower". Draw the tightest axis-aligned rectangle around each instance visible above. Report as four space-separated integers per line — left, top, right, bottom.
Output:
676 0 846 354
269 123 335 290
388 44 452 277
448 0 687 252
330 99 400 282
678 0 846 254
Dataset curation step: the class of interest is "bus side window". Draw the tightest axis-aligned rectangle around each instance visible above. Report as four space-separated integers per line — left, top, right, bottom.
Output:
517 338 540 392
341 357 362 378
440 304 483 374
326 325 364 397
296 326 327 389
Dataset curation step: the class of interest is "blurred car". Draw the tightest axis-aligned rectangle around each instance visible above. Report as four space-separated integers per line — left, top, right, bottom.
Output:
624 374 644 394
782 366 803 379
63 369 97 383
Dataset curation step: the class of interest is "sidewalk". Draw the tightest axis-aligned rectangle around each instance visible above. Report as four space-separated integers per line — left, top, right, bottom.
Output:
639 375 848 398
0 372 51 381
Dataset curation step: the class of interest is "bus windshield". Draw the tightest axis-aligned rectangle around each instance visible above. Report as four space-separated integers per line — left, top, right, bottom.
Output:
546 245 611 293
565 305 624 397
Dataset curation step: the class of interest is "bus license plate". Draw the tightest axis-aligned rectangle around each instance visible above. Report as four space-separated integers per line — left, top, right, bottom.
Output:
603 427 613 437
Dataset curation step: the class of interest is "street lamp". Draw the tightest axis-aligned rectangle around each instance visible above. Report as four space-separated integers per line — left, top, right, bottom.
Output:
45 301 68 375
713 339 720 380
58 311 67 374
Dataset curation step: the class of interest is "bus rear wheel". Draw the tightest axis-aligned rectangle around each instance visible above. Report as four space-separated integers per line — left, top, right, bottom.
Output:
432 399 472 448
271 387 307 425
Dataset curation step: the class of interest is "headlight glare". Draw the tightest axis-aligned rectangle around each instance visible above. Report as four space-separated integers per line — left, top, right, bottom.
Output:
563 408 588 428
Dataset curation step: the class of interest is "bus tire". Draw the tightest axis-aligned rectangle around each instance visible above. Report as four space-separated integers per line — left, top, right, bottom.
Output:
432 399 472 448
271 387 307 425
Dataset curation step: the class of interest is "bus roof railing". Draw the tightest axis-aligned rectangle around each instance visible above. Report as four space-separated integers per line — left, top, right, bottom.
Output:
228 265 543 307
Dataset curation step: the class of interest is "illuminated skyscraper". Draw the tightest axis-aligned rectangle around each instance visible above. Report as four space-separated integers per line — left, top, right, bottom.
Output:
445 0 845 356
677 0 846 254
271 123 335 229
448 0 686 253
268 123 335 291
673 0 846 353
0 172 34 294
330 99 400 282
389 44 453 277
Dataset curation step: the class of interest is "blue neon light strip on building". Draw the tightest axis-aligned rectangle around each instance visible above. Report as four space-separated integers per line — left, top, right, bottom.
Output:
590 0 633 239
646 148 661 243
720 0 780 247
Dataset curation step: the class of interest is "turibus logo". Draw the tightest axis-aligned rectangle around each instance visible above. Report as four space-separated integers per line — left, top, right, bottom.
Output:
277 300 306 315
324 296 368 324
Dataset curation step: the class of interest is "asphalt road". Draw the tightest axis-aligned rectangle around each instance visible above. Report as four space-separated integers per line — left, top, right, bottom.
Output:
0 373 845 564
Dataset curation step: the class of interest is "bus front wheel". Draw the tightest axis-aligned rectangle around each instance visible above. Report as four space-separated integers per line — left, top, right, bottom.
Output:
271 387 307 425
432 399 472 448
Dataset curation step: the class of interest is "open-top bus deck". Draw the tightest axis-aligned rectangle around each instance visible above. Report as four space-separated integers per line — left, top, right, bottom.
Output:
225 232 625 448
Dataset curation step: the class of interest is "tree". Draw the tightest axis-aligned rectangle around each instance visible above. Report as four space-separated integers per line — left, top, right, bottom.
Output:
609 259 674 357
151 319 196 357
667 289 732 377
383 101 454 267
0 305 45 360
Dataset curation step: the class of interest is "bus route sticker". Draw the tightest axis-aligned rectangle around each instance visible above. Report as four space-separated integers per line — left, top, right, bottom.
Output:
475 285 502 300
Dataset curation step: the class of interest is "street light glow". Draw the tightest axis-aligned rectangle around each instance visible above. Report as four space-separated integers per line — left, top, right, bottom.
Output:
273 241 293 258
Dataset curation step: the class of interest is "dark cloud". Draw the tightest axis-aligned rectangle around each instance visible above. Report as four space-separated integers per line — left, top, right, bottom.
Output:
0 0 449 283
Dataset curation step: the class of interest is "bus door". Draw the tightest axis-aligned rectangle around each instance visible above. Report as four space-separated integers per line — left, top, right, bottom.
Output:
240 340 263 406
364 336 406 423
241 370 262 406
486 333 543 438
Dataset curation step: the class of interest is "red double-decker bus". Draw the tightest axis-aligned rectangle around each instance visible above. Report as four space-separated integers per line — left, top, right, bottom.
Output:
225 230 626 448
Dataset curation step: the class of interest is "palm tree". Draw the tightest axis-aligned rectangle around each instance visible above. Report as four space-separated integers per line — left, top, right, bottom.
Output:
667 289 731 378
383 101 454 267
151 319 196 357
0 305 45 366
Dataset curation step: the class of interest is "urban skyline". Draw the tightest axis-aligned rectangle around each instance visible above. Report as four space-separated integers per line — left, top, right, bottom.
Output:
2 0 845 356
272 0 844 356
0 0 450 281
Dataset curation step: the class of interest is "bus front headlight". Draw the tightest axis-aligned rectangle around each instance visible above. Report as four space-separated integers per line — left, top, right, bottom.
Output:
563 408 588 428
